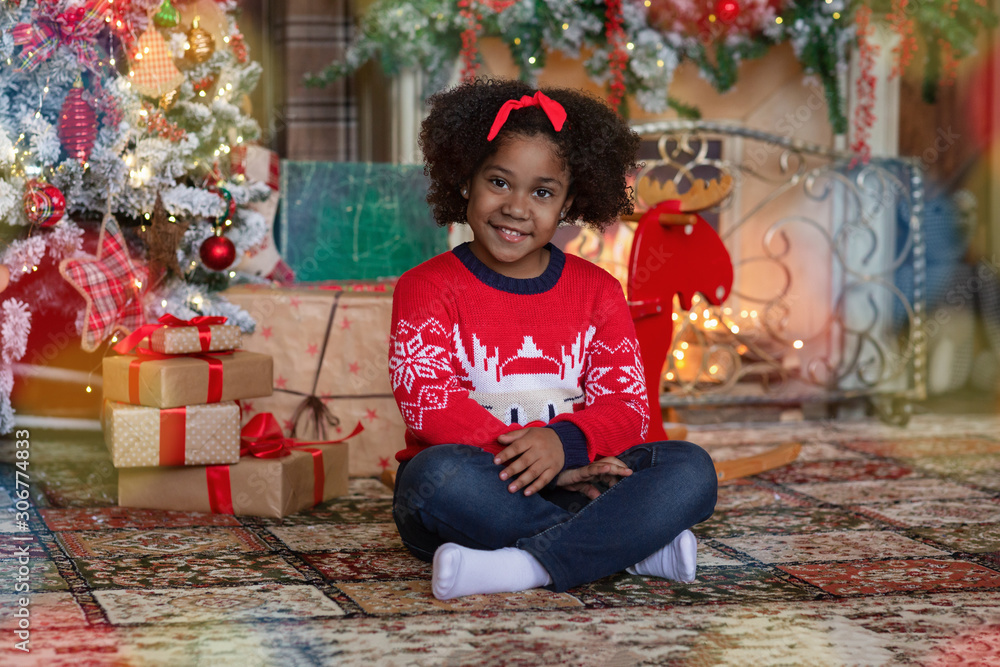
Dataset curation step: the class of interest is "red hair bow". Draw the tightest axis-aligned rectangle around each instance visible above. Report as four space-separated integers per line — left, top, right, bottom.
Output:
487 91 567 141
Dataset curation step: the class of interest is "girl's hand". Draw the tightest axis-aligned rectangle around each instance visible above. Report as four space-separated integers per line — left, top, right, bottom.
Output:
554 456 633 500
495 427 565 496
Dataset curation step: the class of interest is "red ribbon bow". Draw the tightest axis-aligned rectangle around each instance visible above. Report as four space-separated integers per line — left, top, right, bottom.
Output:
239 413 364 459
114 314 228 354
13 0 110 71
487 91 567 141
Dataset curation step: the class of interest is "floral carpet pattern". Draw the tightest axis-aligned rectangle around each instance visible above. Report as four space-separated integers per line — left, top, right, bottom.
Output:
2 414 1000 666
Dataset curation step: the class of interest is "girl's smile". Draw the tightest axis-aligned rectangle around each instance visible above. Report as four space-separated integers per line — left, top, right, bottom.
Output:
464 134 574 280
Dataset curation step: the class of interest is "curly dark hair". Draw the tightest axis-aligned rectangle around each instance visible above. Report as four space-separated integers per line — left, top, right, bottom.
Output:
419 78 640 231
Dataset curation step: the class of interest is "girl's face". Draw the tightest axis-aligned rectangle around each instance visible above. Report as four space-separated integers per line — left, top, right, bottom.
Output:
463 134 574 279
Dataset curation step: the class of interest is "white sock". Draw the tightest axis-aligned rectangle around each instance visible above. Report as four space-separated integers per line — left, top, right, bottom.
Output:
432 544 552 600
626 529 698 583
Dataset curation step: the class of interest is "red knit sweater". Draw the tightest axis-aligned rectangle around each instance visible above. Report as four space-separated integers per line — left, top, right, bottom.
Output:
389 243 649 463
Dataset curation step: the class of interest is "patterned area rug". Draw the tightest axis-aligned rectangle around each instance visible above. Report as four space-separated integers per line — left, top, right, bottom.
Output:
2 414 1000 666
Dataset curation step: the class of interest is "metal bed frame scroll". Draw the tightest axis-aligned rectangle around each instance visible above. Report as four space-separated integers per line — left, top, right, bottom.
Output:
628 120 927 424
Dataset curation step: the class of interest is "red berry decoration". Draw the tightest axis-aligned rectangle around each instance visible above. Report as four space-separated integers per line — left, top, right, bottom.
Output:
200 233 237 271
59 81 98 165
23 179 66 227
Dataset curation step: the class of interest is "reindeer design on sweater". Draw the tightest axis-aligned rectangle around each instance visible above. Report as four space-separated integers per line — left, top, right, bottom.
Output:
453 325 592 426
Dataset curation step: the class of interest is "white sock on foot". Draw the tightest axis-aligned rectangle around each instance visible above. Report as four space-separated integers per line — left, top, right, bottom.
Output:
432 544 552 600
626 529 698 583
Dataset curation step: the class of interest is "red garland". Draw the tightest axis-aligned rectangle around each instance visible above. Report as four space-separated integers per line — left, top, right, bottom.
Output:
458 0 482 82
888 0 916 77
940 0 960 86
604 0 628 110
851 4 878 164
230 32 248 64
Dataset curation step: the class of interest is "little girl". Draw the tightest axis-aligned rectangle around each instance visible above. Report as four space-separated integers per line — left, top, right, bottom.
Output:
389 78 717 599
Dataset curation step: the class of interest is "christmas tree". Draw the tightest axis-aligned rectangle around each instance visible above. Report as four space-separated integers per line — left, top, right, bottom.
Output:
0 0 269 433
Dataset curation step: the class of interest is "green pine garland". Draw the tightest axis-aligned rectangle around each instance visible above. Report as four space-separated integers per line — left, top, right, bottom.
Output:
307 0 997 133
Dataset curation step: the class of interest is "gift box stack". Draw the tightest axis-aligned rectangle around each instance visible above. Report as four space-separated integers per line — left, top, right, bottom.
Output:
101 315 350 518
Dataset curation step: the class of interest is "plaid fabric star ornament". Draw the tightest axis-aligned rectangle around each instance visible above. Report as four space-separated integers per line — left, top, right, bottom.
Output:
59 216 148 352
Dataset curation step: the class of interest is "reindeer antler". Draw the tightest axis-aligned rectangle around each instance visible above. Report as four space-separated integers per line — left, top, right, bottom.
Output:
638 173 733 212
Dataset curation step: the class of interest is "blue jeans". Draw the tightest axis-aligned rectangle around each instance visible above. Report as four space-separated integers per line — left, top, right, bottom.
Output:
392 440 718 592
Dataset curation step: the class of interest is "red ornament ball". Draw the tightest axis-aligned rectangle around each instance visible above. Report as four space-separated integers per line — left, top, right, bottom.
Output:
716 0 740 23
23 180 66 227
199 234 237 271
59 86 98 164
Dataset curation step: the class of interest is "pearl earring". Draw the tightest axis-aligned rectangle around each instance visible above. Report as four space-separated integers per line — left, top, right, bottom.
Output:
560 211 566 219
461 188 468 197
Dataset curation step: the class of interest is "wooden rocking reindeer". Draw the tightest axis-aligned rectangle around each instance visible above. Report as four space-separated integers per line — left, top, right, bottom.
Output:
625 173 800 482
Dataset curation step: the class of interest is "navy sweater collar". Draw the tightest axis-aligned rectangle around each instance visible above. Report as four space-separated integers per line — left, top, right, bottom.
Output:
452 242 565 295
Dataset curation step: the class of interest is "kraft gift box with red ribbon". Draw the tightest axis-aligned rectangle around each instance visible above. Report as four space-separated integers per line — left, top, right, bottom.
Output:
113 314 243 355
102 350 273 409
103 399 241 468
116 413 356 518
222 283 404 477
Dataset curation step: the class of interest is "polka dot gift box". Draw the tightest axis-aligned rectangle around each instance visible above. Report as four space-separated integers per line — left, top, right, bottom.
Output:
103 400 241 468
